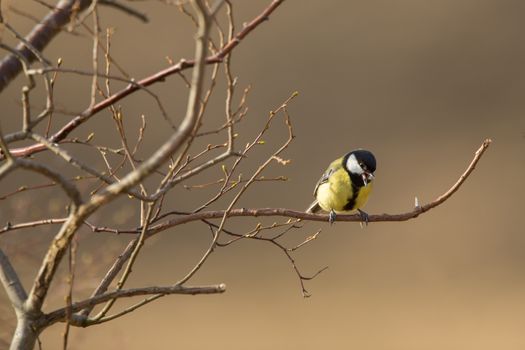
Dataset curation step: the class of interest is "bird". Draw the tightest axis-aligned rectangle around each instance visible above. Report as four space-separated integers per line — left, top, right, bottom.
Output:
306 149 376 224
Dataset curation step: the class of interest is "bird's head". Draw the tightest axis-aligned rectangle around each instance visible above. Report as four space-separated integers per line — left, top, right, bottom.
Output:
345 149 376 186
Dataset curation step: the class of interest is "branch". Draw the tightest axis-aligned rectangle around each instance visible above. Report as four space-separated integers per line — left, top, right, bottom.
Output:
145 139 492 232
42 283 226 326
0 248 27 313
3 0 286 160
0 218 67 235
25 213 83 313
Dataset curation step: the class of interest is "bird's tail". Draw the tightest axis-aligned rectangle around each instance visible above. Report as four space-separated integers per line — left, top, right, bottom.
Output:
306 200 322 214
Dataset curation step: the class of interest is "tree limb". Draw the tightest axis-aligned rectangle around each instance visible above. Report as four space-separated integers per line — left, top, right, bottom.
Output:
24 213 82 313
41 283 226 327
146 139 492 232
0 248 27 314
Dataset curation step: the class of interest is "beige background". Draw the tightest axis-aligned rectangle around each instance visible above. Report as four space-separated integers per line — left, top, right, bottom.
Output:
1 0 525 349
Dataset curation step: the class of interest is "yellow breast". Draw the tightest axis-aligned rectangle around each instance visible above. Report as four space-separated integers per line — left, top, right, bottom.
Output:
316 168 373 213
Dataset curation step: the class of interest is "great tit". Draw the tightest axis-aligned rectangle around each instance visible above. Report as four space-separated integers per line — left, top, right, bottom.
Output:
306 149 376 224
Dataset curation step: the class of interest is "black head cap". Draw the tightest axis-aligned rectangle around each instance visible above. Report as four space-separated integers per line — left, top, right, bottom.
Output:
351 149 376 173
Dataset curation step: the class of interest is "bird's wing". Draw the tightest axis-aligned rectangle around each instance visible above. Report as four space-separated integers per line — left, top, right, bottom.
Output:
313 159 342 197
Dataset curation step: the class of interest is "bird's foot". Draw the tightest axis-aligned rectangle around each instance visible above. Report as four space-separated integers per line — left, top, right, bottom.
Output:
357 209 369 228
329 210 337 225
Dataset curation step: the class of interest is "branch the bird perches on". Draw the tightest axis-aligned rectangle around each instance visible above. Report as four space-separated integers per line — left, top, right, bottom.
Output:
127 138 494 233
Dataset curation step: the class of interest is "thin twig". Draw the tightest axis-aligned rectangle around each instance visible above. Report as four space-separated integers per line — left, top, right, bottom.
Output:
62 236 77 350
0 218 68 235
90 204 154 321
89 0 100 109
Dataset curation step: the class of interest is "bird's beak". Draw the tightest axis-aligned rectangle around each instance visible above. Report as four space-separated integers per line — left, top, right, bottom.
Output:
362 172 374 186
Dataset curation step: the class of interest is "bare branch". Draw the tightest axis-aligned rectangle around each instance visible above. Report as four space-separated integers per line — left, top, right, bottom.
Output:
42 283 226 327
0 218 67 235
89 0 100 109
62 237 77 349
25 213 82 313
146 139 492 232
0 249 27 313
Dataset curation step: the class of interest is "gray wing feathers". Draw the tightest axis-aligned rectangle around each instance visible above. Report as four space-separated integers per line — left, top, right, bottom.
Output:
306 200 321 213
306 166 335 213
313 167 333 197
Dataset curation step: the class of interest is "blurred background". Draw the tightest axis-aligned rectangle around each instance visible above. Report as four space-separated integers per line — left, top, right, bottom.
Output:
1 0 524 349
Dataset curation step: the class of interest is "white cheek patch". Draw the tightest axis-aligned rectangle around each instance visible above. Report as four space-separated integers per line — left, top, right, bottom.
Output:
346 154 364 175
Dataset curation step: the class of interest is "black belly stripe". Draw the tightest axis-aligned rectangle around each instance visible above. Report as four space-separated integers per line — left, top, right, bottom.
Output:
343 182 359 211
341 153 366 211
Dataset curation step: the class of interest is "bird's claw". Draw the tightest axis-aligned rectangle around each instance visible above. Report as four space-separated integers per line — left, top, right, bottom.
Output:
357 209 369 227
329 210 337 225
